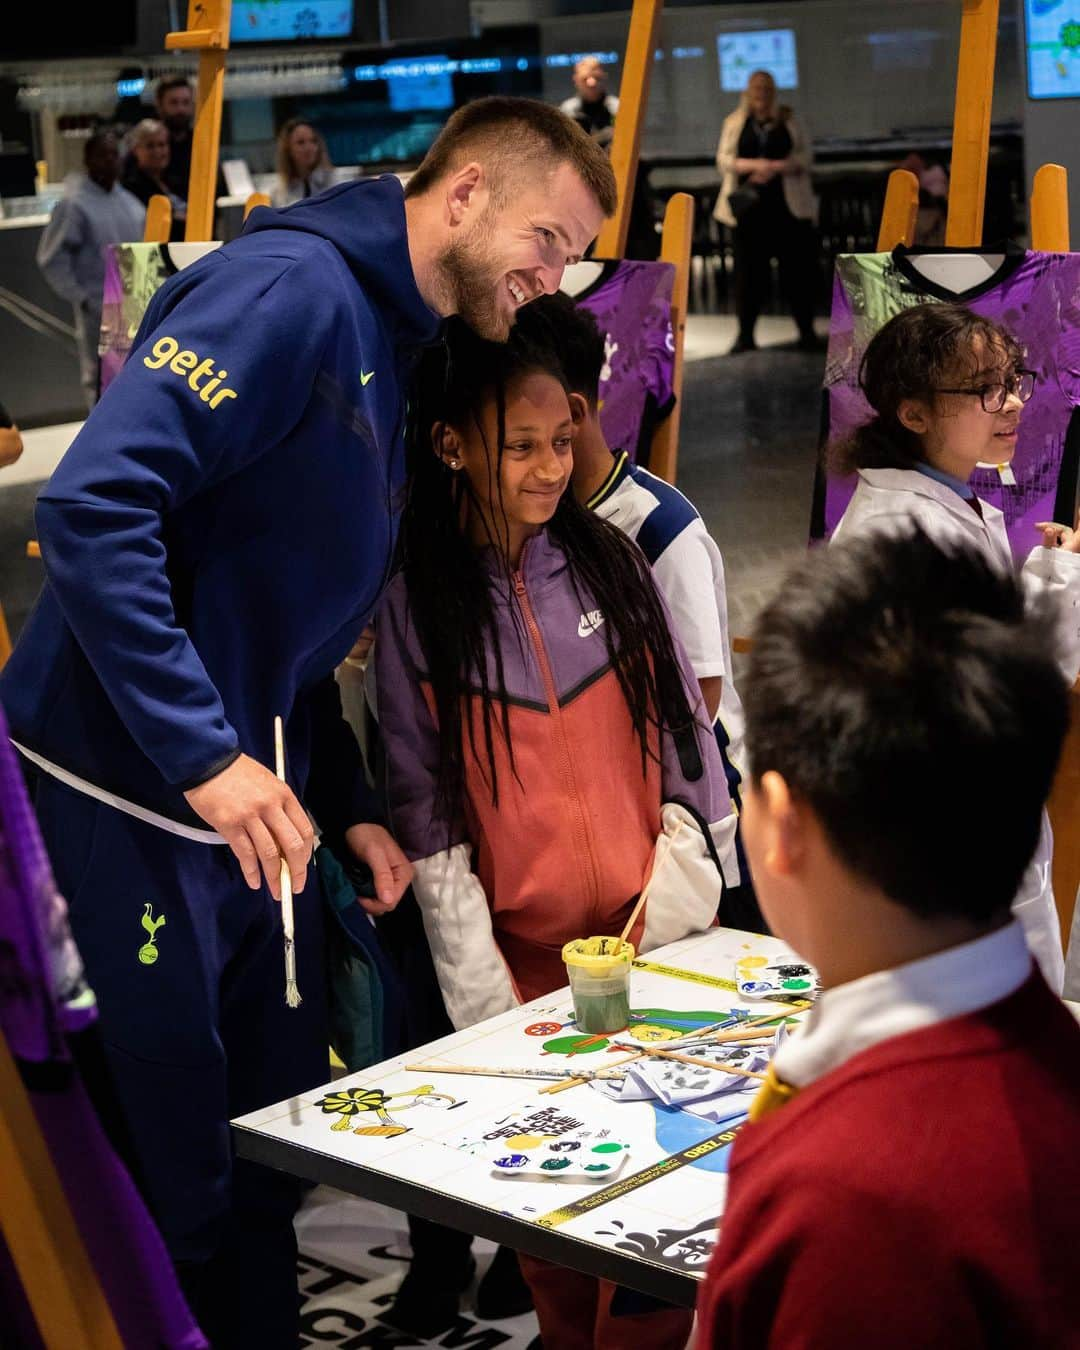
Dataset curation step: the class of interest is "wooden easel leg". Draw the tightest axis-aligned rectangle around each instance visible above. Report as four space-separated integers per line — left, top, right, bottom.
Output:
0 1031 124 1349
876 169 920 252
186 47 227 241
1030 163 1070 252
144 193 173 244
593 0 663 261
647 192 693 485
946 0 1000 247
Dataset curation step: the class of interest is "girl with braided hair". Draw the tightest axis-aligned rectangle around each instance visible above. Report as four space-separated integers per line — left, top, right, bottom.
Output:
373 317 735 1350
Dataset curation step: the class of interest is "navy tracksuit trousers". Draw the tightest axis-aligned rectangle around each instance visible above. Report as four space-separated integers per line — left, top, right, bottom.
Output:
34 773 328 1348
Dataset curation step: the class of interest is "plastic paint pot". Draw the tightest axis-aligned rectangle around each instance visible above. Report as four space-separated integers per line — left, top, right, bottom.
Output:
561 937 635 1034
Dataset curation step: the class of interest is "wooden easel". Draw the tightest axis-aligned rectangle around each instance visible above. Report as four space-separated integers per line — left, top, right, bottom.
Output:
0 1029 124 1348
165 0 231 242
589 0 693 485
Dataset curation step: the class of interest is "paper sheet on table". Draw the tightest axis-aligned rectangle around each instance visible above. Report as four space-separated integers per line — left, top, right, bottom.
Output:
588 1027 786 1121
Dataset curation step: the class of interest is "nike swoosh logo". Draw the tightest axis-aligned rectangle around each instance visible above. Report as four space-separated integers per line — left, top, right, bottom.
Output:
578 612 605 637
360 370 375 386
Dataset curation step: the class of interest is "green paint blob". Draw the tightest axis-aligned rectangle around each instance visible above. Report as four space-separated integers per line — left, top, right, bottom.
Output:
540 1158 571 1171
584 1163 610 1172
591 1142 623 1153
781 978 811 990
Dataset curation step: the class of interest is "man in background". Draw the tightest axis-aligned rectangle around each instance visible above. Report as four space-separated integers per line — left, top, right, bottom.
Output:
155 74 194 200
561 56 620 149
37 130 144 408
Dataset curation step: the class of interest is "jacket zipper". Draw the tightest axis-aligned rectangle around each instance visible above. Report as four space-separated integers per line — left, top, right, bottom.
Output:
510 560 603 919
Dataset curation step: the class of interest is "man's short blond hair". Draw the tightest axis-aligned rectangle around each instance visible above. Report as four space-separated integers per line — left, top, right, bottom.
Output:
405 95 617 217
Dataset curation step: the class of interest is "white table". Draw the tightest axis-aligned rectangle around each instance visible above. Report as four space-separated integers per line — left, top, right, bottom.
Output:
232 926 802 1307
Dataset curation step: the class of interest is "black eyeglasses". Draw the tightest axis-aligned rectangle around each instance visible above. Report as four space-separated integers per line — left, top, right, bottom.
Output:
932 370 1037 413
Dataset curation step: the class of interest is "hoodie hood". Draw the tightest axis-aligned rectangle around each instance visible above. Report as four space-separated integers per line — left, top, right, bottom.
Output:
241 174 441 348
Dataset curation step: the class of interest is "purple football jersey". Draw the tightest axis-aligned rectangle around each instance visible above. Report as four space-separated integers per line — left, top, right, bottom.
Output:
817 246 1080 559
0 713 206 1348
573 259 677 464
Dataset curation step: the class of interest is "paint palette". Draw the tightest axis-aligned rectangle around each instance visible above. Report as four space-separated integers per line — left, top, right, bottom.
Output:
490 1133 631 1183
735 955 819 1001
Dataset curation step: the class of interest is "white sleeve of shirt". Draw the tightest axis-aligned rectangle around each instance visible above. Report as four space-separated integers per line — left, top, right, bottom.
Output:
650 523 729 681
1018 545 1080 686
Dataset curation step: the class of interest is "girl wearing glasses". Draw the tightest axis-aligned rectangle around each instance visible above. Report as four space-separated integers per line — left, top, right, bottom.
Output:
830 301 1080 994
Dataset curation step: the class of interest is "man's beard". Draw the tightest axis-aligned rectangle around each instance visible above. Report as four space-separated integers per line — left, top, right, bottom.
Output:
436 210 512 342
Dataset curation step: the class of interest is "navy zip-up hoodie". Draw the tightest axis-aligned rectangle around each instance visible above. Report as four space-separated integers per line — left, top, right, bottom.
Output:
2 176 441 835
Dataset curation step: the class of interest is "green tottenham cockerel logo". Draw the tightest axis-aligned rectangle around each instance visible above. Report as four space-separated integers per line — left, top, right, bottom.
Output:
138 904 166 965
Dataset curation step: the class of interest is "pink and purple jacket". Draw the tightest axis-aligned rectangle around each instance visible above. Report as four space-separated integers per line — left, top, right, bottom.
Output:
374 529 738 1029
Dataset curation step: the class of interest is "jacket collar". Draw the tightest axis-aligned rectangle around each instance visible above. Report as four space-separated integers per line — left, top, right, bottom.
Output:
856 466 1004 532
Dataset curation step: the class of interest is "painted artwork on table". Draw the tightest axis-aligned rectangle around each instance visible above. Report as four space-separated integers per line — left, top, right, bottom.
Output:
234 926 809 1287
316 1083 464 1138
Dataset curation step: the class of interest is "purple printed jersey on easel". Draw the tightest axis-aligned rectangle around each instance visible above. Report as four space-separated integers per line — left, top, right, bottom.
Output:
817 246 1080 560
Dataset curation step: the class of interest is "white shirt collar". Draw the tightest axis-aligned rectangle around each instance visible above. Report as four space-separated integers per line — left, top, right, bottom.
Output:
772 921 1032 1090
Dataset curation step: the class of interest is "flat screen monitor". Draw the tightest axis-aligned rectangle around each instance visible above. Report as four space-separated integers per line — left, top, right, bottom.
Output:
232 0 354 43
717 29 798 93
1025 0 1080 99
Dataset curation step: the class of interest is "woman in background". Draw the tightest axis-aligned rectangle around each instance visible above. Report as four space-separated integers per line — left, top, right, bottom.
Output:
713 69 820 354
271 118 334 207
122 119 187 240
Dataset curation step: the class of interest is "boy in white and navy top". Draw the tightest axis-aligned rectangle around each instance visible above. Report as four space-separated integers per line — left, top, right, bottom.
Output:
513 293 764 933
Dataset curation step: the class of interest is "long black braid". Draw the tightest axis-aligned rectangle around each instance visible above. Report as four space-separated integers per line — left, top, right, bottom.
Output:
399 318 696 830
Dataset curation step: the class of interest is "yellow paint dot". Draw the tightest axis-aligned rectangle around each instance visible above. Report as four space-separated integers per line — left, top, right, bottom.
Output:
506 1133 555 1150
737 956 767 970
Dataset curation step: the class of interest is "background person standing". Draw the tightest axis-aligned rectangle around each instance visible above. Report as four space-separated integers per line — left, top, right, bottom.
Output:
713 69 820 353
122 118 187 239
155 74 195 200
271 117 335 207
37 129 145 408
561 55 620 149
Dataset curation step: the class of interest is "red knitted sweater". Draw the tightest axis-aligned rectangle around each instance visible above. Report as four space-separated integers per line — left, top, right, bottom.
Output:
696 973 1080 1349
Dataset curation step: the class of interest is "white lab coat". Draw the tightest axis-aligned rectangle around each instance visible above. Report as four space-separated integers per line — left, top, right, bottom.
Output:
833 467 1080 993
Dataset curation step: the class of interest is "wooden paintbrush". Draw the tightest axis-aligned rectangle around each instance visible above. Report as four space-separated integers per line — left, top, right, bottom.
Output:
274 715 301 1009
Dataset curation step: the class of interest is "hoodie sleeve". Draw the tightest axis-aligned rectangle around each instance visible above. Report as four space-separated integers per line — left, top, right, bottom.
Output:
641 617 737 953
374 581 519 1029
34 251 337 789
36 198 90 306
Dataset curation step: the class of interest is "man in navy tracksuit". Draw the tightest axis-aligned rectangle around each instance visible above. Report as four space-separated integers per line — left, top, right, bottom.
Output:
1 97 613 1346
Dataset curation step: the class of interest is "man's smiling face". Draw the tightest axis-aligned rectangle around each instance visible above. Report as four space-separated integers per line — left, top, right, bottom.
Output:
436 161 605 341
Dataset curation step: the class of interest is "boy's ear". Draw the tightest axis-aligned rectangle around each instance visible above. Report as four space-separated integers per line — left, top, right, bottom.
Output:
896 397 930 436
758 771 805 877
568 392 590 427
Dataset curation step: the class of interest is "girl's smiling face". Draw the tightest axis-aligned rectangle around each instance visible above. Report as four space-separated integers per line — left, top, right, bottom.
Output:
436 369 574 565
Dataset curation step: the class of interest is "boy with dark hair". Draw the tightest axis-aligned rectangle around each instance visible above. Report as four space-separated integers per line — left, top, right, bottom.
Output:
696 528 1080 1349
513 292 763 930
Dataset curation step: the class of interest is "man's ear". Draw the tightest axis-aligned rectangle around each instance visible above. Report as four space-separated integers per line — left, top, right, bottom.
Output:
758 771 805 878
445 161 486 226
432 421 463 469
897 397 930 436
568 392 590 428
